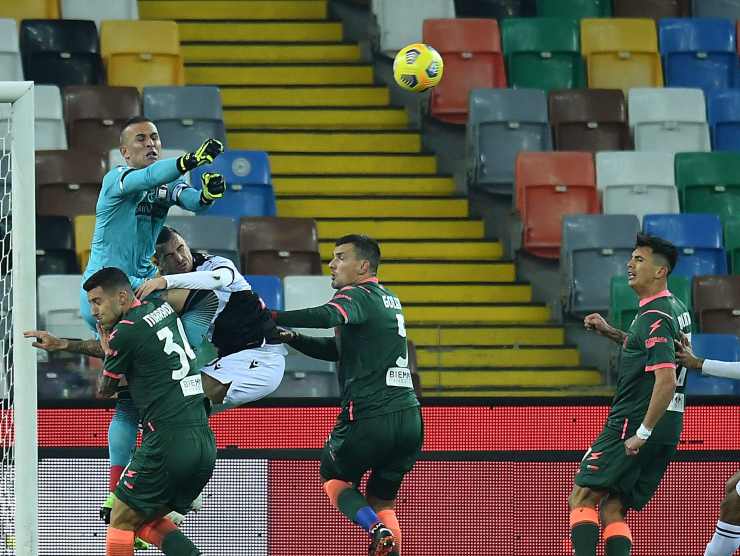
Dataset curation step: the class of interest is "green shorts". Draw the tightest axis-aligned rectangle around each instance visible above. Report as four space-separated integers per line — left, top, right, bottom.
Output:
320 405 423 501
574 426 677 510
115 424 217 519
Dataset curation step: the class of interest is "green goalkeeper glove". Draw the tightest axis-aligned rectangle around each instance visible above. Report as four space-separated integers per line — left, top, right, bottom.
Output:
177 138 224 173
200 172 226 203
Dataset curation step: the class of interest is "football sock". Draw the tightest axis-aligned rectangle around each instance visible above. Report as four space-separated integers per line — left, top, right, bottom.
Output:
161 529 201 555
137 517 178 548
570 507 600 556
377 509 401 554
604 521 632 556
323 479 380 532
105 527 134 556
704 520 740 556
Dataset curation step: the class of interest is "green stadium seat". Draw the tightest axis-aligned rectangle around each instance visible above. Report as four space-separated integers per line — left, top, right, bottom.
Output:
609 274 692 332
501 18 585 91
725 218 740 274
675 152 740 225
536 0 611 17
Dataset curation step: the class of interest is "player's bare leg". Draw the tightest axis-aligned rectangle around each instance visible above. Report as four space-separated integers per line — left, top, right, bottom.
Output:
599 495 632 556
568 485 606 556
368 494 401 556
705 470 740 556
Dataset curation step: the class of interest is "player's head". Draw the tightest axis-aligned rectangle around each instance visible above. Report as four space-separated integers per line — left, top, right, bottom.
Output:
628 233 678 293
154 226 194 276
119 116 161 169
329 234 380 289
83 267 134 330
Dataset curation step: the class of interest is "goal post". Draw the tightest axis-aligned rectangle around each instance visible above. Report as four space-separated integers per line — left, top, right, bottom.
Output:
0 81 37 556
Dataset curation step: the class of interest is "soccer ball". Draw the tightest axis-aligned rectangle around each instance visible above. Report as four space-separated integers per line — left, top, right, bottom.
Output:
393 43 444 92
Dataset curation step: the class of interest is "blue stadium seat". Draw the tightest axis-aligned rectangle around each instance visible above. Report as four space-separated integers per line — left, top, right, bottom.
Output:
191 150 276 219
245 275 283 310
707 88 740 151
685 333 740 395
659 18 736 92
642 213 728 278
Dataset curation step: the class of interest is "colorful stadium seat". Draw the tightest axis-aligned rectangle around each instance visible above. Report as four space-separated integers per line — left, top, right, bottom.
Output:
36 215 79 275
707 88 740 151
685 333 740 395
595 151 678 223
628 88 711 153
536 0 611 17
35 149 106 218
581 18 663 92
61 0 139 30
613 0 689 18
0 19 23 80
693 275 740 334
659 18 736 92
515 151 598 258
609 274 691 332
239 217 321 277
244 275 283 310
692 0 740 18
72 214 95 272
725 218 740 273
643 213 728 278
466 88 551 193
0 0 59 20
501 18 585 91
19 19 103 87
675 152 740 223
423 19 507 124
549 89 631 151
371 0 455 56
456 0 536 17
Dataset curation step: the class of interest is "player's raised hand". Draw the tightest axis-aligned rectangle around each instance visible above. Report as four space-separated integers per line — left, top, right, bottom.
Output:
136 276 167 300
583 313 611 335
675 335 702 369
23 330 67 352
176 138 224 172
96 323 114 357
200 172 226 203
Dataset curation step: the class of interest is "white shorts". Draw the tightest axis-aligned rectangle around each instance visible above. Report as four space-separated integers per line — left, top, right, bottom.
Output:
201 344 286 410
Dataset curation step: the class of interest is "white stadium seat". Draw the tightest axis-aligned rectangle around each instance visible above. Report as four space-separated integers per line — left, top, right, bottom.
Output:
0 18 23 80
283 275 334 338
61 0 138 29
0 85 67 150
38 275 93 340
371 0 455 57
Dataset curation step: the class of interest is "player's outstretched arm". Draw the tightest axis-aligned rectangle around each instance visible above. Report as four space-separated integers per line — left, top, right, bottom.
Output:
583 313 627 345
172 172 227 213
276 328 339 361
676 338 740 380
274 305 347 330
24 330 106 359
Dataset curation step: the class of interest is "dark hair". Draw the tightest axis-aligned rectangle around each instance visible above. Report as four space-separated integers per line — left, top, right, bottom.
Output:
335 234 381 273
156 225 182 246
120 116 155 142
635 233 678 274
82 267 133 294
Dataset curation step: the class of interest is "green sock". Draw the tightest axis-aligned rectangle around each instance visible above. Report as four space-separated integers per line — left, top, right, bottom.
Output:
605 535 632 556
571 522 599 556
161 529 200 556
337 487 373 525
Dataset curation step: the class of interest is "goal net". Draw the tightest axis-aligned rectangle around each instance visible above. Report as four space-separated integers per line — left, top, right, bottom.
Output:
0 82 38 556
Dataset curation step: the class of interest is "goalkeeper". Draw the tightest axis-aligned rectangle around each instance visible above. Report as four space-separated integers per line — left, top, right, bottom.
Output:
76 116 225 534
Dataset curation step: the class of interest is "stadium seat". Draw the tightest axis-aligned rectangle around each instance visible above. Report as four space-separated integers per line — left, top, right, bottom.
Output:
561 214 641 316
692 0 740 17
72 214 94 272
515 151 598 258
423 19 507 124
0 85 70 151
685 333 740 395
191 151 275 218
19 19 103 87
580 18 663 92
269 361 339 398
549 89 631 151
595 151 679 223
239 217 321 277
609 274 692 332
501 18 585 91
0 0 59 20
142 86 226 152
455 0 536 18
675 152 740 223
725 218 740 273
371 0 455 56
0 19 23 80
37 275 93 340
63 85 141 154
283 275 335 337
35 149 106 218
244 275 283 310
613 0 690 18
659 18 736 92
643 213 728 278
165 215 239 267
707 88 740 151
61 0 139 30
100 20 184 88
36 215 78 275
628 88 711 153
693 275 740 335
466 88 551 193
536 0 611 16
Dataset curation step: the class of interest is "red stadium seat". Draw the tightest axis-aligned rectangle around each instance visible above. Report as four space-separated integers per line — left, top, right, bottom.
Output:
693 275 740 334
516 151 598 259
36 149 106 217
423 19 507 124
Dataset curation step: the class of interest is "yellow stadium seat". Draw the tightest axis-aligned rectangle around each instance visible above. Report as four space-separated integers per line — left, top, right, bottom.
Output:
73 214 95 272
581 18 663 92
0 0 59 20
100 20 184 89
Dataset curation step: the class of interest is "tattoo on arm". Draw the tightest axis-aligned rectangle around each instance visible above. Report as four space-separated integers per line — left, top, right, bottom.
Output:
97 373 120 398
66 339 105 359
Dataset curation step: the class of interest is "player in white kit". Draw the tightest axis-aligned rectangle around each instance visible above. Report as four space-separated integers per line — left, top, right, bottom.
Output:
136 226 286 411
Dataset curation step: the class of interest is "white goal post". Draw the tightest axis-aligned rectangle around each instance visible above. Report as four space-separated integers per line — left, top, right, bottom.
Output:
0 81 38 556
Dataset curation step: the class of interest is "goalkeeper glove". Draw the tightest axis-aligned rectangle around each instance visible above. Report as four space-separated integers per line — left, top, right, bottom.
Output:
177 138 224 173
200 172 226 203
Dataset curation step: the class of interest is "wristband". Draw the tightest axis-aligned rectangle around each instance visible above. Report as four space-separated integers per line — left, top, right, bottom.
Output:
636 423 652 440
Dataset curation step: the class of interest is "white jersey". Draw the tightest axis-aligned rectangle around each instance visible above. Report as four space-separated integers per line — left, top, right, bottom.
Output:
193 254 251 320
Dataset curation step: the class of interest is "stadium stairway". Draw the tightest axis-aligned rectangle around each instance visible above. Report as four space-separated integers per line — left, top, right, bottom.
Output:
139 0 608 397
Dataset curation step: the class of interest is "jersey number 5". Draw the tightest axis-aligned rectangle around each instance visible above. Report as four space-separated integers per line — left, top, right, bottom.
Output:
157 319 197 380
